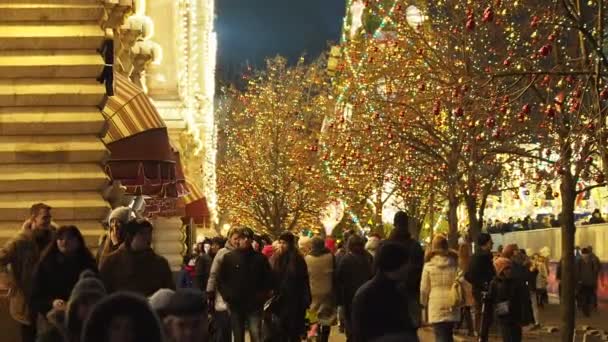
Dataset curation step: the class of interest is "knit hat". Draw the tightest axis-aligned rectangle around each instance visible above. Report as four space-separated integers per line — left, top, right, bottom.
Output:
164 289 207 316
107 206 134 226
123 219 153 237
494 257 513 275
501 244 519 259
431 234 449 251
311 237 326 254
148 288 175 317
375 241 409 272
70 270 106 300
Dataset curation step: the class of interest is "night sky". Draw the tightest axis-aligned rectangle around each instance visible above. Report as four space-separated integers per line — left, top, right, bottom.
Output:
215 0 346 81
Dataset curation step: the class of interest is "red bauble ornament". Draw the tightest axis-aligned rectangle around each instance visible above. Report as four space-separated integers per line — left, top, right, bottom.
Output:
539 44 552 57
548 33 556 42
530 15 540 28
482 7 494 22
503 58 511 66
492 130 501 139
600 88 608 100
522 104 531 114
486 117 496 128
453 107 464 117
466 18 476 31
418 83 426 91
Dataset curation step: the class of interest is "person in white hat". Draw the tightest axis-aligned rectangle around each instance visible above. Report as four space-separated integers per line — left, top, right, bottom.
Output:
96 206 134 267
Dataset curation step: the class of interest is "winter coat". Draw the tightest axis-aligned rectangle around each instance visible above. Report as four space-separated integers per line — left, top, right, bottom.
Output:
465 249 495 300
535 259 549 290
272 251 312 337
82 293 164 342
217 247 273 314
206 240 236 311
420 251 461 324
0 230 52 324
99 245 175 296
95 234 121 268
577 256 599 287
352 273 418 342
489 276 534 326
335 251 373 308
31 251 97 317
305 251 337 325
194 253 212 291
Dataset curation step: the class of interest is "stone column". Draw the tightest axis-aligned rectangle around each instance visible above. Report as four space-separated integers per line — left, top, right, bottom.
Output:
150 216 185 271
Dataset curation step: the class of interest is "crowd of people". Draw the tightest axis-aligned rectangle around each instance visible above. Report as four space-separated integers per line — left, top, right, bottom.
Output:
485 208 606 234
0 203 603 342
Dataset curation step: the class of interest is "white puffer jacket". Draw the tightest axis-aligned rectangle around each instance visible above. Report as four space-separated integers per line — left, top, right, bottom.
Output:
420 251 461 324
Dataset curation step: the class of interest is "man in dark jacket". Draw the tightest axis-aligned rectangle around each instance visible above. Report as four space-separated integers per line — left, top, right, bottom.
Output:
577 248 600 316
386 211 424 328
352 241 419 342
336 235 373 341
217 227 272 342
465 233 495 335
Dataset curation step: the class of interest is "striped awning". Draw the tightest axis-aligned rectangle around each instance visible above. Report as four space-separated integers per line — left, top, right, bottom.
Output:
102 73 186 198
182 181 210 225
102 73 165 144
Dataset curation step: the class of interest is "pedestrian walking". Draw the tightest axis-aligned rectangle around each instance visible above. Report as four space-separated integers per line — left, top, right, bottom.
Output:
489 257 534 342
576 248 599 317
457 242 475 336
352 241 419 342
31 226 97 333
464 233 495 335
305 237 337 342
217 227 272 342
0 203 54 342
206 228 240 342
99 219 175 296
335 235 373 341
420 235 461 342
269 232 311 342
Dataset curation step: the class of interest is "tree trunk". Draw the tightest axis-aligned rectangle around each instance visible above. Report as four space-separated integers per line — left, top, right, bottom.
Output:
464 195 482 244
447 189 459 249
374 186 384 235
560 173 577 342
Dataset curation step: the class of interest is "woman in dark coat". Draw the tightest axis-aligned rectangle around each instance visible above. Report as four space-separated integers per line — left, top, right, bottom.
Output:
270 232 311 342
31 226 98 323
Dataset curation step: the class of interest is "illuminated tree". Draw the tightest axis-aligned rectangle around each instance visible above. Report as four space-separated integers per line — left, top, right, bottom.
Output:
217 57 332 237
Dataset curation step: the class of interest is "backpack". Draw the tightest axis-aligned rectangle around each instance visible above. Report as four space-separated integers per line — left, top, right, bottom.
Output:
449 271 465 308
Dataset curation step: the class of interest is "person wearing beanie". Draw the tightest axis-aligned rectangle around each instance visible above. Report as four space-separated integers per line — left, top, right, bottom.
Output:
96 206 133 267
81 293 164 342
99 219 175 297
148 288 175 319
488 256 533 342
162 289 209 342
38 271 107 342
420 235 461 341
305 236 336 342
464 233 495 334
335 234 373 341
217 227 272 342
352 241 419 342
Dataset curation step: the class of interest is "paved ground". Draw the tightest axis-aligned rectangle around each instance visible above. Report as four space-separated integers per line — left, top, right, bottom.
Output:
1 298 607 341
